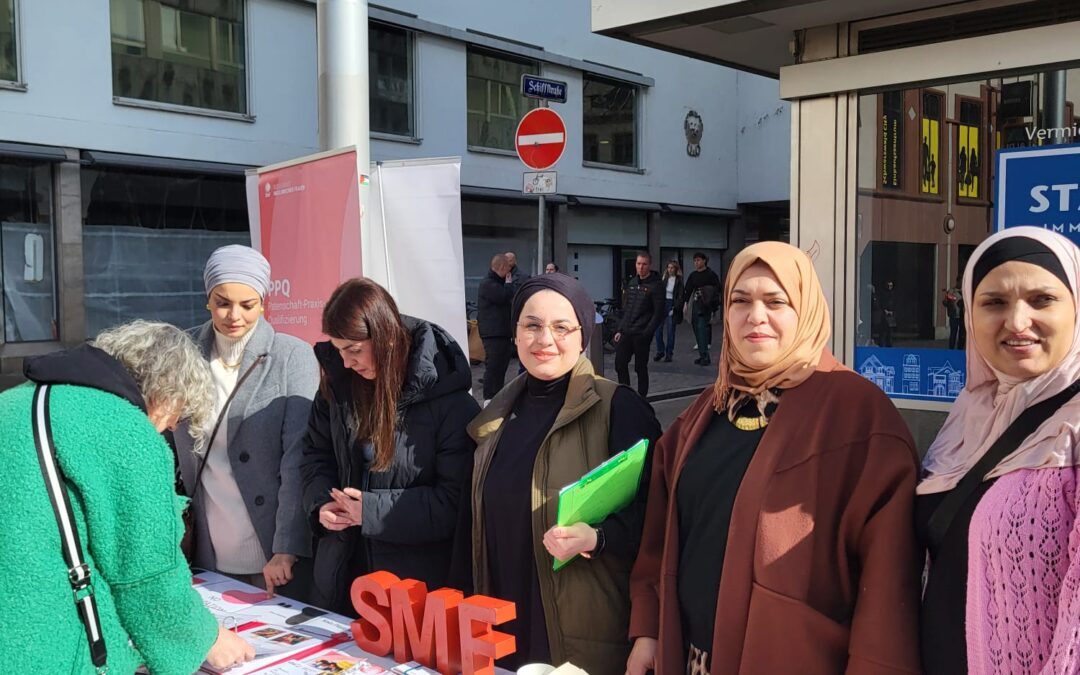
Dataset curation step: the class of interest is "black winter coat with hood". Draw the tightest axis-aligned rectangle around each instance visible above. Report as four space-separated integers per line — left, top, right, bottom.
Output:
300 317 481 613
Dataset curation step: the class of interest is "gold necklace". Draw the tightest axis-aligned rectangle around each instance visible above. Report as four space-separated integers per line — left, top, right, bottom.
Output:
220 357 242 370
733 415 769 432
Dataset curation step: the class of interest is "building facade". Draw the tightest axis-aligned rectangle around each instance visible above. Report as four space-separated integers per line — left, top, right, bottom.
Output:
594 0 1080 449
0 0 788 384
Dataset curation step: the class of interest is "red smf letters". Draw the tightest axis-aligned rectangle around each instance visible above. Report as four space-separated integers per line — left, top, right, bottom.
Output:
350 571 516 675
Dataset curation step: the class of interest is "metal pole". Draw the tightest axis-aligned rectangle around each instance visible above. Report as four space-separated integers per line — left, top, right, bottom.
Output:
537 194 546 276
536 99 550 276
1042 70 1067 144
317 0 370 161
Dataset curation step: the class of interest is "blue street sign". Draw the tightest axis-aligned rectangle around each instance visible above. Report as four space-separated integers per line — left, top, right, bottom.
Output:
995 142 1080 246
855 346 966 403
521 75 567 104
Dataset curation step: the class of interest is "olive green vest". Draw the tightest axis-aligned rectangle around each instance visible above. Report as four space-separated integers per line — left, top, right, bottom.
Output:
467 356 632 674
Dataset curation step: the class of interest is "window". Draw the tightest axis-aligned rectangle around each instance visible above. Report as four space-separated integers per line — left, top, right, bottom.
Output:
0 0 16 82
957 99 983 199
583 75 638 167
81 167 248 336
110 0 247 115
920 91 943 195
466 47 537 151
855 68 1080 402
0 159 57 342
880 90 904 190
370 22 413 137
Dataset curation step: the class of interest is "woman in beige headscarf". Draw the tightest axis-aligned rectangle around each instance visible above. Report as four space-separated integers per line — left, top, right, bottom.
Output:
626 242 922 675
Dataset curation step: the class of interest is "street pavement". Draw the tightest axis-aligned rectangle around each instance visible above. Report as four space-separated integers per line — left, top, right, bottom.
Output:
470 317 720 430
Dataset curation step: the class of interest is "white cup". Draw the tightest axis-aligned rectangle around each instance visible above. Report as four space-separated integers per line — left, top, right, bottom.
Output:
517 664 556 675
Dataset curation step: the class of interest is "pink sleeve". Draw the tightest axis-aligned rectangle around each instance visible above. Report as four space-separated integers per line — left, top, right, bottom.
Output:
1040 473 1080 674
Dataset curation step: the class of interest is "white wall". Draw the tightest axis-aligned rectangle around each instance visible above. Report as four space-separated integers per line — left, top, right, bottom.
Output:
0 0 787 210
735 71 790 204
0 0 318 166
370 0 745 209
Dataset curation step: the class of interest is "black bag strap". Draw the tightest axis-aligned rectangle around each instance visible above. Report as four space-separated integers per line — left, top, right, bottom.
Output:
926 378 1080 551
189 354 266 501
32 384 108 673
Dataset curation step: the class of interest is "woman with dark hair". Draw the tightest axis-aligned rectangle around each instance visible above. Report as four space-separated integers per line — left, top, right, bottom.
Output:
300 278 480 613
654 260 685 363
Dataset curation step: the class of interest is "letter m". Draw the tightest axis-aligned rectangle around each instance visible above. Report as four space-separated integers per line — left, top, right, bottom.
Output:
391 580 463 675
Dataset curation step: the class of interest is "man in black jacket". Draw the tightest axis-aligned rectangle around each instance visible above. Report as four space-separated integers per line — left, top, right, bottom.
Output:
615 251 665 397
682 251 722 366
477 254 516 402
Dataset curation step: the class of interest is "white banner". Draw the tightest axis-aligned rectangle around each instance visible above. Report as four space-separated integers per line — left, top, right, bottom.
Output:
364 158 468 355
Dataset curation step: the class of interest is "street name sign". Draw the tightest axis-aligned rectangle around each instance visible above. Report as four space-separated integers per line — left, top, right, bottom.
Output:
521 75 568 104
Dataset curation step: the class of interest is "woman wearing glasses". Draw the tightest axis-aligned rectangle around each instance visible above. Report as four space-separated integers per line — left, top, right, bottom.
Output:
465 274 662 674
299 278 480 613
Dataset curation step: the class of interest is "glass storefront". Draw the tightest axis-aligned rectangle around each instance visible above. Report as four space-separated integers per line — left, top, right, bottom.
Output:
855 67 1080 401
0 159 57 342
81 167 248 336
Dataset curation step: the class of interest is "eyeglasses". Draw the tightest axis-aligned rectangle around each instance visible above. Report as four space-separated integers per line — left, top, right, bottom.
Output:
516 321 582 341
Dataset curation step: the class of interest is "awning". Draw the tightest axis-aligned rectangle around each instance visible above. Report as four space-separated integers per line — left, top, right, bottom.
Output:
81 150 250 176
0 141 69 162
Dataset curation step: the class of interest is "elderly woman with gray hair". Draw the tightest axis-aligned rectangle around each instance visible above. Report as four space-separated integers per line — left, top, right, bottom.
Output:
0 320 254 673
174 245 320 598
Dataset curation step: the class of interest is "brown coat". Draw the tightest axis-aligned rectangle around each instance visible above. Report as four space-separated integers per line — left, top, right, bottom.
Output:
629 355 922 675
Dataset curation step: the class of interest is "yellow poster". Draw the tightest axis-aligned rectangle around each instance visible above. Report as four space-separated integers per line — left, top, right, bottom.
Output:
920 118 939 194
958 124 980 199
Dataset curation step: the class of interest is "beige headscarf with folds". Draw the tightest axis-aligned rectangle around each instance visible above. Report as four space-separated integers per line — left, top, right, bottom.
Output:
714 241 833 417
918 227 1080 495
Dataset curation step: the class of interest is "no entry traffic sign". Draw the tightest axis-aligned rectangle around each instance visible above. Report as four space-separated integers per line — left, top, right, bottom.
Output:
515 108 566 171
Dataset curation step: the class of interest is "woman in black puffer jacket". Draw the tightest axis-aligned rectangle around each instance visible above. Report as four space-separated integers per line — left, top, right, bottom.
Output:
300 278 480 613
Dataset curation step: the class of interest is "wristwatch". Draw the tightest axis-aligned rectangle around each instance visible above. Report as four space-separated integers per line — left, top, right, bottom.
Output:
580 526 606 559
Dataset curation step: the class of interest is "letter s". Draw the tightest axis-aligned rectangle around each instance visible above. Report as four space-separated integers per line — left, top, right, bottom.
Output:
351 571 399 655
1030 186 1050 213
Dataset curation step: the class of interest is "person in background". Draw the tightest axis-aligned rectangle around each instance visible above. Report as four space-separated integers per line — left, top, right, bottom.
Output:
477 253 516 404
654 260 685 363
942 275 965 349
879 280 896 347
0 321 253 673
506 250 531 284
175 245 320 599
681 252 721 366
917 227 1080 675
545 262 560 274
615 251 665 397
301 278 479 614
464 273 661 674
627 242 921 675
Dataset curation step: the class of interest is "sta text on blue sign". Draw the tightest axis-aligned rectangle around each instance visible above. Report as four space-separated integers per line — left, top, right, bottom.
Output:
521 75 567 104
994 143 1080 246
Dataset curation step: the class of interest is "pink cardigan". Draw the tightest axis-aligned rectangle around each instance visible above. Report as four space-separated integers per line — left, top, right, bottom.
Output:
968 467 1080 674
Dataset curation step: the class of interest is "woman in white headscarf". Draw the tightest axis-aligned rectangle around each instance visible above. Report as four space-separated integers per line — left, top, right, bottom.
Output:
917 227 1080 675
175 245 320 600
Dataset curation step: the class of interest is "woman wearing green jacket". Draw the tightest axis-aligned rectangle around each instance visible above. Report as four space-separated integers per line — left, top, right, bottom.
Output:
0 321 253 674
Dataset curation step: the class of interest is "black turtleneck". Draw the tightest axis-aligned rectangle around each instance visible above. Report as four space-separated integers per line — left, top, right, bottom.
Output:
483 373 569 666
483 373 660 668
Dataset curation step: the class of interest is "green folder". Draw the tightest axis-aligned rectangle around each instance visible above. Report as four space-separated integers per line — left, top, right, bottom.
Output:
552 438 649 571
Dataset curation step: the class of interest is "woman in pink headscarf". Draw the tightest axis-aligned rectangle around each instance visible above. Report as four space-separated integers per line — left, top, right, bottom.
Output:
917 226 1080 675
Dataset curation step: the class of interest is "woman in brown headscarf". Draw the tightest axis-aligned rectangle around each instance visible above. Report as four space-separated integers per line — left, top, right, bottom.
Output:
625 242 922 675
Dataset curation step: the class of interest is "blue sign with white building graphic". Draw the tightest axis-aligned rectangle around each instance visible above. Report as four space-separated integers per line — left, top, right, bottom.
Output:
856 347 965 402
994 142 1080 246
